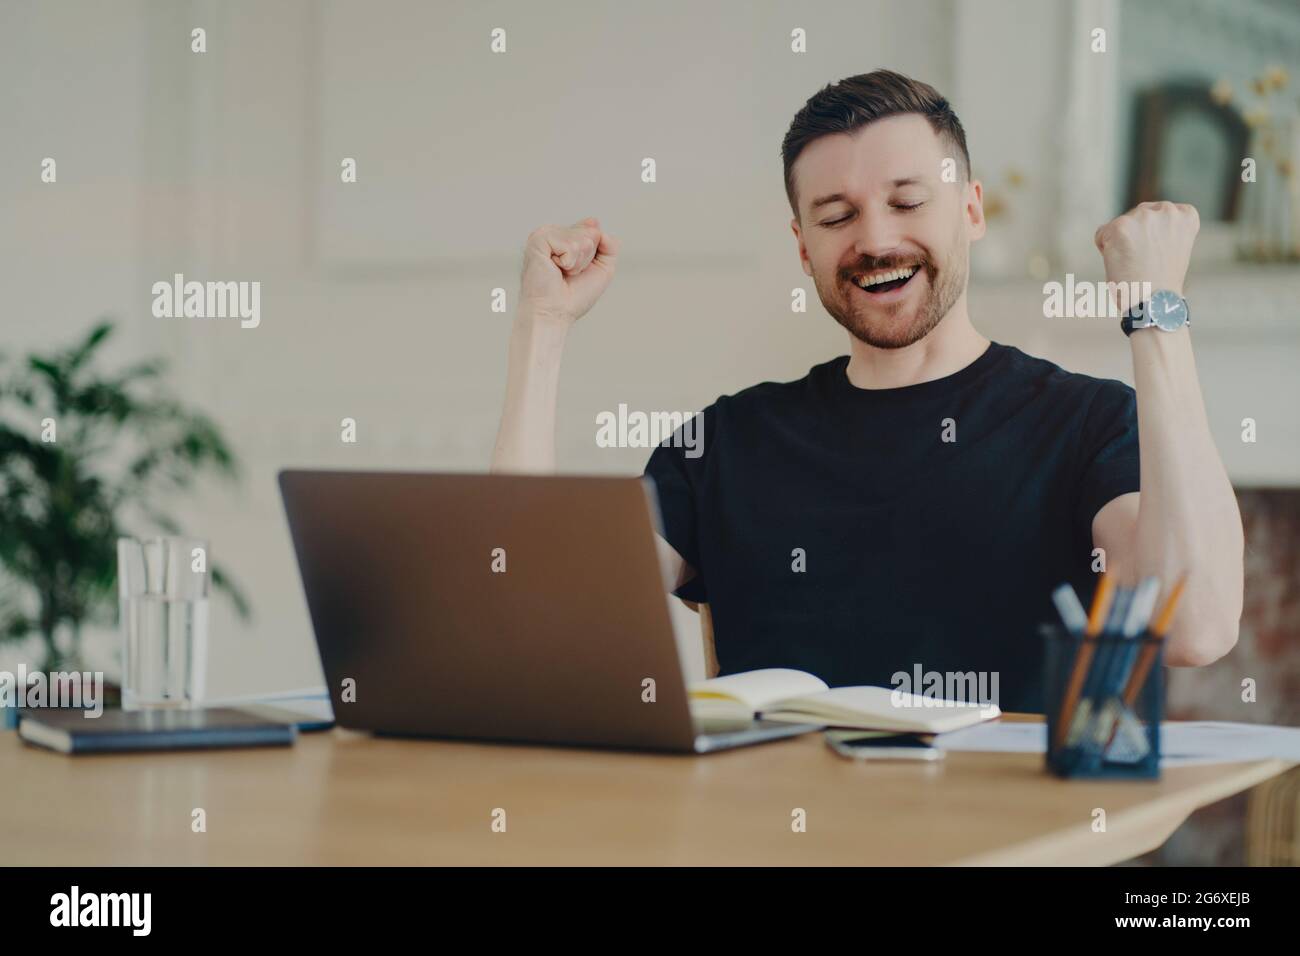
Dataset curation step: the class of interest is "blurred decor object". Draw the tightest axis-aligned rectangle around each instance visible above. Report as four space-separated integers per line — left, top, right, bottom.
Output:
1127 81 1249 223
1229 66 1300 262
970 167 1028 280
0 320 250 672
979 167 1024 224
1246 767 1300 866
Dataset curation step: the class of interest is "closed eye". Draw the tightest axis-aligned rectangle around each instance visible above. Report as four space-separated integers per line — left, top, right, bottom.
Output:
821 202 924 226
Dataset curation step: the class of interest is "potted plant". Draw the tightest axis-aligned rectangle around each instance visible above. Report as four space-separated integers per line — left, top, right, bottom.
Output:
0 320 249 675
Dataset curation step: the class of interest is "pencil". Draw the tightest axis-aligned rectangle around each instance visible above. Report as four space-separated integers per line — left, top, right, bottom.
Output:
1119 575 1187 708
1053 573 1114 750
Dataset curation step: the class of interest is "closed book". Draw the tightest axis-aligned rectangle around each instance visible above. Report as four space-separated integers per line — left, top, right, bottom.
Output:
17 707 297 754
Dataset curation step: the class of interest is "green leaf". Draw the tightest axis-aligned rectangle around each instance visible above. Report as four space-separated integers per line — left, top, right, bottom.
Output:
67 320 114 371
211 565 252 621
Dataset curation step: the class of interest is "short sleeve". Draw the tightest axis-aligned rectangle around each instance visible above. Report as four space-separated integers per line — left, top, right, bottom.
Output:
642 409 709 604
1074 380 1141 544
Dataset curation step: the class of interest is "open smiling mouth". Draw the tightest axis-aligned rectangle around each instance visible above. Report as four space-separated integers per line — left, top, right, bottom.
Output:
851 265 919 295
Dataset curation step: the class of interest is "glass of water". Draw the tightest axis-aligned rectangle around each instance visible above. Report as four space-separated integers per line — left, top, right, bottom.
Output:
117 536 210 710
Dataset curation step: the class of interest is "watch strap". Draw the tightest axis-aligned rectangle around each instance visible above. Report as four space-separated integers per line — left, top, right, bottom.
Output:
1121 294 1188 336
1121 302 1155 336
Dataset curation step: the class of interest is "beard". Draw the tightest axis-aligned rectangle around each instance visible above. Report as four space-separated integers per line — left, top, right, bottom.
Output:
814 241 968 350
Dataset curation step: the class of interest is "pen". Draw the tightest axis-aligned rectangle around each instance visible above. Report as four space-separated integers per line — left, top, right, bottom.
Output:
1052 583 1089 636
1053 573 1113 751
1088 576 1161 753
1101 575 1188 755
1122 577 1162 638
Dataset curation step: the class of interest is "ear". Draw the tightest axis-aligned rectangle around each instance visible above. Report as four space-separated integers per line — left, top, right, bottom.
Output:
791 216 813 277
965 179 986 242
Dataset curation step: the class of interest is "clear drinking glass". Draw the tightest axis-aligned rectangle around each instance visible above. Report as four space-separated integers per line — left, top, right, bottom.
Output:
117 536 210 710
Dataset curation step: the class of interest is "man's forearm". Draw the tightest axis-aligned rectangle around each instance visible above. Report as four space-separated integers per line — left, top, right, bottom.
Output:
490 310 570 473
1130 329 1244 665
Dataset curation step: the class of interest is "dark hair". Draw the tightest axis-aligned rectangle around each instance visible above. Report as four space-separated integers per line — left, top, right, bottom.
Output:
781 69 970 218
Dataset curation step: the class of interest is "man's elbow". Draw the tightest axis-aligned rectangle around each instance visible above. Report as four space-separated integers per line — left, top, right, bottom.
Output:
1165 623 1240 667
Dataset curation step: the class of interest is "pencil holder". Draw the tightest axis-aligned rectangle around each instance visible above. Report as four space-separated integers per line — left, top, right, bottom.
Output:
1042 623 1163 779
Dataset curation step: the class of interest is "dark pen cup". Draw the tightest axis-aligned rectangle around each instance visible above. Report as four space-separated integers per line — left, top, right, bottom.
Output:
1042 623 1163 779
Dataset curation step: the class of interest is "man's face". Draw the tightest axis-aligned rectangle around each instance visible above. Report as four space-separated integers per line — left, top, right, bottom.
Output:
791 114 984 349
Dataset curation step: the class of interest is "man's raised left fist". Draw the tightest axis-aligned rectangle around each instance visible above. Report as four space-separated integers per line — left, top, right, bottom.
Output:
1094 201 1199 300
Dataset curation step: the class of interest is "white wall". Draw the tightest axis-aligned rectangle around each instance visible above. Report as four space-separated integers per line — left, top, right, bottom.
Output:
2 0 1297 695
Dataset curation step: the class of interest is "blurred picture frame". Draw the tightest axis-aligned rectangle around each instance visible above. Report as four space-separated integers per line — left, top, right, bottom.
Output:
1126 82 1249 222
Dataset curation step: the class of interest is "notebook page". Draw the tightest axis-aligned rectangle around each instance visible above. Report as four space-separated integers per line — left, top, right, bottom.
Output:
689 668 829 712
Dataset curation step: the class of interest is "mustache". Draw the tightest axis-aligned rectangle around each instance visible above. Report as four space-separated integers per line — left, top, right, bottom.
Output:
843 255 932 279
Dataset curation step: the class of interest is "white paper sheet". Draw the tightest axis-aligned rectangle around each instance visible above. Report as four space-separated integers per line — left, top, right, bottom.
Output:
933 720 1300 768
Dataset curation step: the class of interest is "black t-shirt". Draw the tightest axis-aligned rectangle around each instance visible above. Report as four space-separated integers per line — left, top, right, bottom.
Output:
642 341 1140 714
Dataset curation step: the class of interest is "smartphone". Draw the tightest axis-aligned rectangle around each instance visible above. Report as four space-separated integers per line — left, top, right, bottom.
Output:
824 729 944 761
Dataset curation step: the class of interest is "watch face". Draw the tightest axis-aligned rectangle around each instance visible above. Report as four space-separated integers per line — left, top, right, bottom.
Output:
1149 289 1188 331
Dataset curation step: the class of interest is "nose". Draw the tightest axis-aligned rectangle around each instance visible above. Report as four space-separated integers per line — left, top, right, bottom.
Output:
849 208 906 266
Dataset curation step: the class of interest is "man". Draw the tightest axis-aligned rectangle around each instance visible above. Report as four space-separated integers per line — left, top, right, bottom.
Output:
490 69 1243 713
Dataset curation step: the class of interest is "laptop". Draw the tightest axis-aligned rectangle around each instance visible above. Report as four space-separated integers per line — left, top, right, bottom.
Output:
278 469 820 753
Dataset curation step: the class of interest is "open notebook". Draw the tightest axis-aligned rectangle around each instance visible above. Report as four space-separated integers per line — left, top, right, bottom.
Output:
690 668 1000 734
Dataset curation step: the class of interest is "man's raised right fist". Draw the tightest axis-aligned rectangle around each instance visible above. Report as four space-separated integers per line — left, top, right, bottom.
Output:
518 217 621 324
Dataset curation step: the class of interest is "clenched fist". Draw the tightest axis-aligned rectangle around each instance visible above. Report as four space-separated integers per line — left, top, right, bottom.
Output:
519 217 622 324
1094 201 1199 303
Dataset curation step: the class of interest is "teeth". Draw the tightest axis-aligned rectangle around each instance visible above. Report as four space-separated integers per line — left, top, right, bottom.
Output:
854 266 917 289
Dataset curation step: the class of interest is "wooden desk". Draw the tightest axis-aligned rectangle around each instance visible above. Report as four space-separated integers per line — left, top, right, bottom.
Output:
3 718 1290 865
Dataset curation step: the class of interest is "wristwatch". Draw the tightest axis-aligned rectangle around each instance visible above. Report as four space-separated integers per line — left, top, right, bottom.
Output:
1121 289 1190 336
